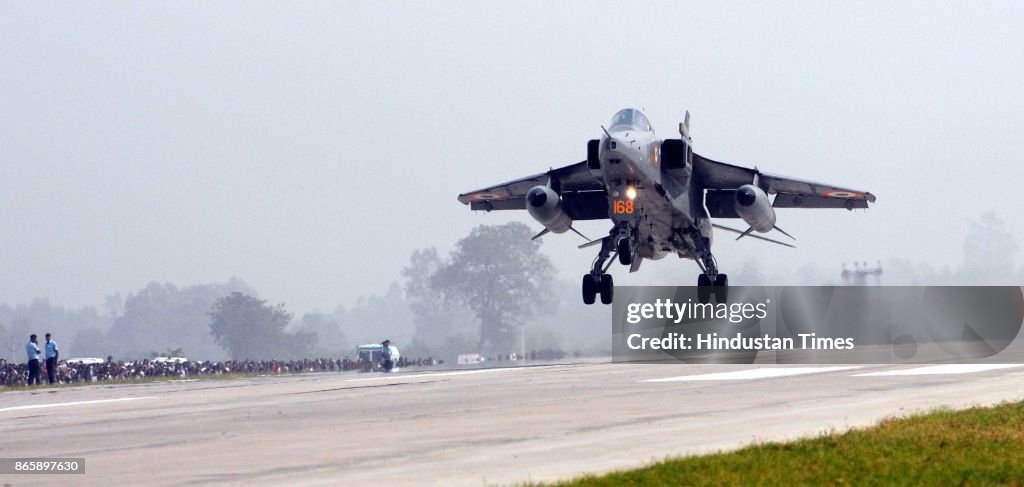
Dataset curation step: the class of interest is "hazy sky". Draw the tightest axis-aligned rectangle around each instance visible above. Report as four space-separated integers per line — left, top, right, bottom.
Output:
2 1 1022 314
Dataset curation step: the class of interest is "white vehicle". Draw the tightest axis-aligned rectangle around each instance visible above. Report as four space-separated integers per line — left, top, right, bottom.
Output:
65 357 106 365
151 357 189 364
356 344 385 372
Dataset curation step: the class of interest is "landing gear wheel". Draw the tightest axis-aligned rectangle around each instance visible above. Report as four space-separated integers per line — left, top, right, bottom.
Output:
617 238 632 266
697 274 712 303
582 274 598 305
599 273 614 304
714 273 729 303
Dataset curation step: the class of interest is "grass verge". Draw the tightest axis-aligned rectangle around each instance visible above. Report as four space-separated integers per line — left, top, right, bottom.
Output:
545 401 1024 486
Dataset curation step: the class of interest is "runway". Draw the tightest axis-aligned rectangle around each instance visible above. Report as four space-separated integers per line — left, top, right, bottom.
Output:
2 361 1024 486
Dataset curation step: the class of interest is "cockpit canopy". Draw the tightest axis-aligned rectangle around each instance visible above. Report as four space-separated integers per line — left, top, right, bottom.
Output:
609 108 652 132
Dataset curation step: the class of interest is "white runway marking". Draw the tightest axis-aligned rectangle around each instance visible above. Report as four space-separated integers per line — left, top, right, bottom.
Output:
853 364 1024 377
643 366 861 382
0 396 154 413
343 367 527 382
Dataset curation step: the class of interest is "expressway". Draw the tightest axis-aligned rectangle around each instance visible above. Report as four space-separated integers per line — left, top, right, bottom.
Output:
2 361 1024 486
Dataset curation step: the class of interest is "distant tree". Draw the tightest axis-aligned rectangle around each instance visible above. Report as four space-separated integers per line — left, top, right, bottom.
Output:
340 282 416 346
298 312 349 356
0 298 111 359
963 212 1018 284
103 293 124 317
209 293 314 360
402 248 476 355
106 279 255 360
433 223 556 352
70 327 107 358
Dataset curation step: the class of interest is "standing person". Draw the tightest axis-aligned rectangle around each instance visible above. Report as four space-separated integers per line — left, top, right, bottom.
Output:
44 333 59 385
380 339 400 372
25 334 41 386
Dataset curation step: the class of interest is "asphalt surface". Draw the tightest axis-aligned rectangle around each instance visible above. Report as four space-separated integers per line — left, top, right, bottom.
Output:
2 361 1024 486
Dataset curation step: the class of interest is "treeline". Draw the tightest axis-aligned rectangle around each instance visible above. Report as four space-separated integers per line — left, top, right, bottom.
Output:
6 213 1016 363
1 223 611 363
721 212 1024 286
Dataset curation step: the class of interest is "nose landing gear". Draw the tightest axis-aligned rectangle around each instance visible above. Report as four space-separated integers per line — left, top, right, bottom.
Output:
617 237 633 266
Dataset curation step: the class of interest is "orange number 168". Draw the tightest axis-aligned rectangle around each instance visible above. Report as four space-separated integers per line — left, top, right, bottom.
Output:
613 200 634 215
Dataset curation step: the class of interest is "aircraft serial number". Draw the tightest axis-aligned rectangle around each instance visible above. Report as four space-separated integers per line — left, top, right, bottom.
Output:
612 200 634 215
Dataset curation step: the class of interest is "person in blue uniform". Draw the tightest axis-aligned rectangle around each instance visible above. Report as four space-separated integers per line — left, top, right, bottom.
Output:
25 334 41 386
44 332 59 385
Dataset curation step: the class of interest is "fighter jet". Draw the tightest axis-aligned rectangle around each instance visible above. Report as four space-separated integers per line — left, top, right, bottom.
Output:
457 109 876 304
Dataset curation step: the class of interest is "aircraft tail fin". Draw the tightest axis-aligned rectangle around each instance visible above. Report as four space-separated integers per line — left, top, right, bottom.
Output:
679 111 691 137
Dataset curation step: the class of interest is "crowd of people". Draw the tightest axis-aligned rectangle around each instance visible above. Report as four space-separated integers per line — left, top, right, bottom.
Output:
0 355 442 388
1 333 578 389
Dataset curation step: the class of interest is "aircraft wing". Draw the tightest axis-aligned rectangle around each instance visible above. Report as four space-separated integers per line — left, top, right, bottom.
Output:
694 153 876 209
457 161 603 211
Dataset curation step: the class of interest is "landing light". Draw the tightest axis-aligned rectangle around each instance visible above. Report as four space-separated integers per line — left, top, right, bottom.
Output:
625 186 637 200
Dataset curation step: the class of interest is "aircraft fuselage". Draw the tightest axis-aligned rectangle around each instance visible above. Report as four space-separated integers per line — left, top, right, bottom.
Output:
597 122 708 265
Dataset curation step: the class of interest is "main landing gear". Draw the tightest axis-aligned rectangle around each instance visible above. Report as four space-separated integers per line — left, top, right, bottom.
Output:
684 226 729 303
579 223 730 305
582 273 613 305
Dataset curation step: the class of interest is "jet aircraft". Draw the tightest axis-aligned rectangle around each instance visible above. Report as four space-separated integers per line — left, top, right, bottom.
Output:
458 109 876 304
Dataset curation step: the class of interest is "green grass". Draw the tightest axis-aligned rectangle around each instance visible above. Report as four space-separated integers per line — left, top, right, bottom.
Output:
545 401 1024 486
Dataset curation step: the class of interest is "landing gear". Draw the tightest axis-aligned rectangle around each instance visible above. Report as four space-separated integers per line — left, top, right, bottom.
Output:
714 273 729 303
599 274 614 304
682 225 729 303
697 272 729 303
582 229 622 305
582 273 614 305
617 237 632 266
581 274 597 304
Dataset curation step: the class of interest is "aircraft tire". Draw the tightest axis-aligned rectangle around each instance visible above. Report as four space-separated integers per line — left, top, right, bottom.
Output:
582 274 598 305
714 274 729 303
698 286 711 304
599 274 614 304
697 274 712 287
617 238 632 266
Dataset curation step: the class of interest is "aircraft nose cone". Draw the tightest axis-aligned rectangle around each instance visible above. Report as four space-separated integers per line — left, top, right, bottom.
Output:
737 187 757 207
527 187 548 207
